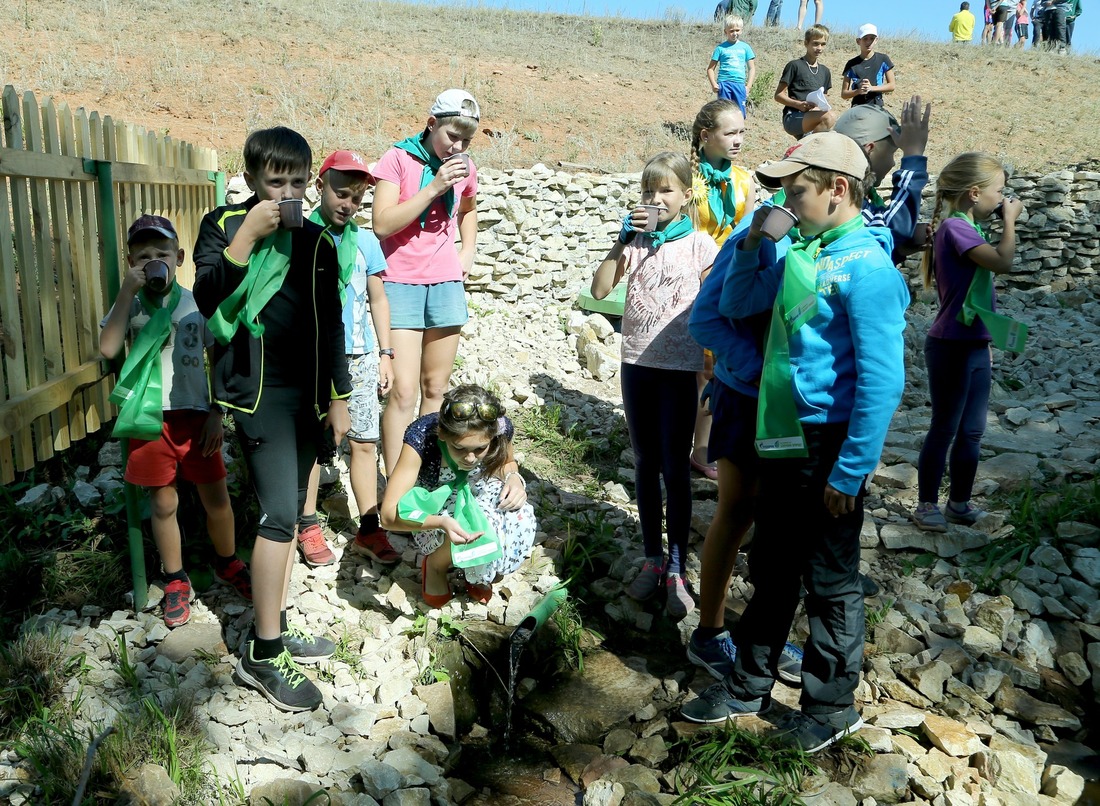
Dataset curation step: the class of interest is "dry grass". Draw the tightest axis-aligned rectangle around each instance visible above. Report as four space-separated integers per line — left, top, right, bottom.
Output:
2 0 1097 173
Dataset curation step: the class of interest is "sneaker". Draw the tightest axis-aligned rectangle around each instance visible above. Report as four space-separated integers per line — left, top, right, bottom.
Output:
687 631 804 684
235 645 322 712
687 629 738 680
349 527 400 564
665 573 695 618
777 642 803 685
297 524 336 567
911 502 948 533
281 624 335 665
162 578 193 628
774 707 864 754
945 502 984 526
681 682 771 724
626 558 665 601
214 558 253 601
860 573 881 598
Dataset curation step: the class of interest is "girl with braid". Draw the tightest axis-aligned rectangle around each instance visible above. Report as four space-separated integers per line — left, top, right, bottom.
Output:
912 153 1025 532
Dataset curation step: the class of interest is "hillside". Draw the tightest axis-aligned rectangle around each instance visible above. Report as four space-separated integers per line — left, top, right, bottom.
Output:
3 0 1099 176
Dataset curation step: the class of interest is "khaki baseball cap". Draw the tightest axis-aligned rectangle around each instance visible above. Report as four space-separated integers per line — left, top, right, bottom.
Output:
833 105 902 148
756 132 872 189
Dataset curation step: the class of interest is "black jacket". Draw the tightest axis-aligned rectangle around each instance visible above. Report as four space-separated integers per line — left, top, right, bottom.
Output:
192 196 351 416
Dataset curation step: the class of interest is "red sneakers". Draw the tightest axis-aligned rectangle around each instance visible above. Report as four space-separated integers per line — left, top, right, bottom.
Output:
162 578 193 628
214 557 253 600
349 527 401 564
297 524 336 567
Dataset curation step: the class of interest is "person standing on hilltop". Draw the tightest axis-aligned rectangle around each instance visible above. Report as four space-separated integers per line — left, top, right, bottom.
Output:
796 0 823 28
765 0 783 25
714 0 758 23
841 24 895 108
950 2 977 42
707 15 758 118
372 90 480 476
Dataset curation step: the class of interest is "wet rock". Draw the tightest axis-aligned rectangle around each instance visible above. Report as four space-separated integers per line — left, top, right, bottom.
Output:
580 755 629 788
551 744 603 785
603 728 634 756
523 653 660 743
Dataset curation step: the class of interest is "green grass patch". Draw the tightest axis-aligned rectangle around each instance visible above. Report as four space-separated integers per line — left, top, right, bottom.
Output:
551 596 602 673
0 629 86 741
672 724 820 805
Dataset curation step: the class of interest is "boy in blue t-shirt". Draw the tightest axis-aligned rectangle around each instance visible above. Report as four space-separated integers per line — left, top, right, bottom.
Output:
681 133 908 754
296 150 397 569
707 15 757 116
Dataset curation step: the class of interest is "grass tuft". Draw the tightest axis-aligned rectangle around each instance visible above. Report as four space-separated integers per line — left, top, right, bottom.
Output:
0 629 86 740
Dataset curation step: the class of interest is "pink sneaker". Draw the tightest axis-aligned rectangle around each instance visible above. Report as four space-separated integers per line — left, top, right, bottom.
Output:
348 527 401 564
297 524 336 567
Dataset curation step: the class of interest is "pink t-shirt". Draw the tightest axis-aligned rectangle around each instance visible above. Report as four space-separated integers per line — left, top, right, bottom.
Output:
372 147 478 284
620 231 718 371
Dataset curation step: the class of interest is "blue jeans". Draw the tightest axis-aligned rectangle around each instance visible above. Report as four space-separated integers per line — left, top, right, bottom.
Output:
621 362 697 576
917 337 992 504
765 0 782 25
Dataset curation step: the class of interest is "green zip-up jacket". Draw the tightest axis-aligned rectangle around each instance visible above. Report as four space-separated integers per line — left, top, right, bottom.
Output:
192 196 351 416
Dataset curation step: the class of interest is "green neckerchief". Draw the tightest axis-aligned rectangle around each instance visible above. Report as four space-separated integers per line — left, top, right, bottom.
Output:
109 282 182 440
644 213 694 247
206 228 293 346
868 186 886 209
307 208 357 307
697 154 737 234
394 134 454 228
396 440 504 569
756 214 866 458
950 212 1028 352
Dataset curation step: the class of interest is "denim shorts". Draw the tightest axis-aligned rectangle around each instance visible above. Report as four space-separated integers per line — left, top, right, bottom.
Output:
346 352 380 442
384 280 469 330
783 111 807 138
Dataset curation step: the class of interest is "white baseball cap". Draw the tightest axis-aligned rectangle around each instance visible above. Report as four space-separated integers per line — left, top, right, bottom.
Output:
429 89 481 121
857 23 878 38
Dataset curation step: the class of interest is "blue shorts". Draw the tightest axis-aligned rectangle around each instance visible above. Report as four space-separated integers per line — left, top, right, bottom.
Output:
707 377 760 472
717 80 748 116
384 280 469 330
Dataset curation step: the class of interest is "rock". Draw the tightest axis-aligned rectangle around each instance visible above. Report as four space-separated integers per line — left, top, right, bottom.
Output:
993 685 1082 729
523 653 660 743
603 728 635 756
922 713 984 757
15 483 63 511
1041 764 1086 803
605 764 662 794
961 625 1003 656
413 682 455 741
801 780 859 805
98 440 124 467
583 780 625 806
72 480 101 508
118 763 180 806
550 744 603 785
627 735 667 766
976 453 1041 491
873 625 925 656
1068 547 1100 585
987 748 1041 795
382 788 431 806
156 623 226 664
900 659 952 703
250 780 327 806
380 747 441 786
973 596 1016 642
874 463 918 489
852 754 909 803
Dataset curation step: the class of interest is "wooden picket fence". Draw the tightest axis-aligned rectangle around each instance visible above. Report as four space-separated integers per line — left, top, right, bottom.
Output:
0 86 222 484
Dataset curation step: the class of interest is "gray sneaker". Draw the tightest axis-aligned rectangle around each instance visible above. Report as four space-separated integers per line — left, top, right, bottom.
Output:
665 573 695 618
626 558 665 602
681 682 771 724
281 625 336 665
774 707 864 754
945 502 984 525
236 645 322 712
911 502 948 533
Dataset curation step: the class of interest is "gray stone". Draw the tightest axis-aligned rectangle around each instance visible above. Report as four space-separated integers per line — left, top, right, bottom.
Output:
880 523 991 557
973 596 1016 641
874 463 918 489
851 753 909 803
382 788 431 806
118 763 180 806
961 625 1002 656
98 440 124 467
1069 547 1100 585
975 452 1042 491
156 623 226 664
627 735 667 766
359 760 406 800
413 682 455 741
922 713 984 757
993 685 1082 729
15 483 63 511
1041 764 1086 804
899 659 952 704
873 624 925 655
72 480 101 508
603 728 635 756
801 780 859 805
331 703 379 738
988 749 1041 796
250 780 328 806
583 780 625 806
1029 544 1072 576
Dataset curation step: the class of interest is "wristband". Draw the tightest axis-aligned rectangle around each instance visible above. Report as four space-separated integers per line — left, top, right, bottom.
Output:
379 348 395 359
504 471 527 489
617 215 637 245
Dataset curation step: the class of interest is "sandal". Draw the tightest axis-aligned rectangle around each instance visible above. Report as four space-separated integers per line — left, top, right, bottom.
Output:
421 557 454 609
690 455 718 480
465 581 493 604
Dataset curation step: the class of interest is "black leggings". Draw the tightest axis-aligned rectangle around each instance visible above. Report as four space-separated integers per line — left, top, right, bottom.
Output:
232 386 323 542
621 362 698 576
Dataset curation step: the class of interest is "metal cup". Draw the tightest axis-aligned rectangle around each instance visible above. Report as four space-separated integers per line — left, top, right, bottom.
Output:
143 259 169 293
639 205 663 232
278 198 304 229
759 206 800 242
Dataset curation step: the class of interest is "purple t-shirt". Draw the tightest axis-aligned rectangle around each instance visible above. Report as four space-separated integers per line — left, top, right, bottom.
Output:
927 217 994 341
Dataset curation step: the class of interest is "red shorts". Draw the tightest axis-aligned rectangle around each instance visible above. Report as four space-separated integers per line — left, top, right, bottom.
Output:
123 409 226 488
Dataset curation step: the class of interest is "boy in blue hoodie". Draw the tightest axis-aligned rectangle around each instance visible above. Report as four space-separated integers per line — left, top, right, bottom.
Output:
681 132 908 754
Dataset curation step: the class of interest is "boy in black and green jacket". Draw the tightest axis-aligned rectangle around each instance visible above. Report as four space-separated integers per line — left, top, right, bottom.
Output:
193 126 351 713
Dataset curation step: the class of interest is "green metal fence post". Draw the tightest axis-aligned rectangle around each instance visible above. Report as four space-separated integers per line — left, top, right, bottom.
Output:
86 158 147 613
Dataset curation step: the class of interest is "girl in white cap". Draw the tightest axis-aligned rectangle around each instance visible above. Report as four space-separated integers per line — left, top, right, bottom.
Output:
372 90 481 475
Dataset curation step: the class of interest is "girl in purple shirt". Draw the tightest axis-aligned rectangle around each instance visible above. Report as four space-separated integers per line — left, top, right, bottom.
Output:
912 152 1022 532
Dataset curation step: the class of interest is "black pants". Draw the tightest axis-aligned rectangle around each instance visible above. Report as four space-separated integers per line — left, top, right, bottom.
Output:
1044 8 1067 47
621 362 698 576
232 385 323 542
727 423 866 716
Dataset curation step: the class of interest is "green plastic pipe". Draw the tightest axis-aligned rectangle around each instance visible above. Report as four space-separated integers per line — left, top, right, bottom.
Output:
517 585 567 634
87 158 147 612
209 170 227 207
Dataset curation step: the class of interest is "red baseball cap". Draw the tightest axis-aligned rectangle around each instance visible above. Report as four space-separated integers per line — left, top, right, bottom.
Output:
127 214 178 244
318 150 370 178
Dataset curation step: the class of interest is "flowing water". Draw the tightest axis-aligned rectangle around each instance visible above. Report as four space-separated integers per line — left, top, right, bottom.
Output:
504 625 534 751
